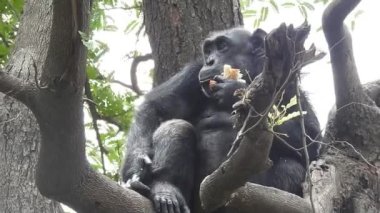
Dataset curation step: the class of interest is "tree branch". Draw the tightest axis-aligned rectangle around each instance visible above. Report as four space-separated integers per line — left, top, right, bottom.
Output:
225 183 312 213
322 0 370 108
85 78 108 175
0 68 35 105
129 53 152 96
2 1 158 212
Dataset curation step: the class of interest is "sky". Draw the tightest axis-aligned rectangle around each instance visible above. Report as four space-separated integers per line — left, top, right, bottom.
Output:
94 0 380 128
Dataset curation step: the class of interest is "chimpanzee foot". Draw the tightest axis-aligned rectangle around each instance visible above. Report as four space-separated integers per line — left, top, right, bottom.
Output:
151 182 190 213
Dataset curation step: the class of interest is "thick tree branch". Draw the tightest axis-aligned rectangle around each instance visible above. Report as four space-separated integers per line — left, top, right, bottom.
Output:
0 68 35 105
322 0 371 108
225 183 312 213
322 0 380 161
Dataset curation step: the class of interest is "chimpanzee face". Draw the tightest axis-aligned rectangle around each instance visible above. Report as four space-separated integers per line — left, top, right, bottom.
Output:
199 28 267 96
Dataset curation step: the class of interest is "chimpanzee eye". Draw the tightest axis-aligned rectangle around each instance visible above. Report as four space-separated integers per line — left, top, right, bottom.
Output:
203 40 212 56
216 37 229 52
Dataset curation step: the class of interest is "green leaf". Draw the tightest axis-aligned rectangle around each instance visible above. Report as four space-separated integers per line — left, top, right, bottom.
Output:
269 0 279 13
354 10 364 18
281 2 296 8
301 1 315 11
242 9 257 18
104 24 118 32
276 111 307 126
125 19 139 34
259 7 269 22
285 96 298 110
298 5 308 19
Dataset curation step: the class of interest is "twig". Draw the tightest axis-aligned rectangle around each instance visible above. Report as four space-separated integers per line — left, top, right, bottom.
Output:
296 75 316 213
102 5 141 11
110 80 140 93
272 132 302 158
85 78 108 175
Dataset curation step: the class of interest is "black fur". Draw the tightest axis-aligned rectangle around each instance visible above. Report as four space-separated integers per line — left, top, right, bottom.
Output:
121 28 320 213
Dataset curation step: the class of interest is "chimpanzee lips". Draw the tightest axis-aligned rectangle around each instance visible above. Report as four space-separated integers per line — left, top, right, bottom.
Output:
200 81 213 97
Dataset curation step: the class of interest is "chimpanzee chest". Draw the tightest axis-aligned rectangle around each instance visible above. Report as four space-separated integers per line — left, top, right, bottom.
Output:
194 106 238 180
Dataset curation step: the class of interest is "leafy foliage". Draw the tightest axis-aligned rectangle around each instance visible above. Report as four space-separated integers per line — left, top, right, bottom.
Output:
84 0 141 180
0 0 23 67
240 0 329 28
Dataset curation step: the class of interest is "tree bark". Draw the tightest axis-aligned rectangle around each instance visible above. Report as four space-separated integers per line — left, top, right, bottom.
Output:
0 0 155 212
0 0 64 212
0 96 63 213
305 0 380 212
143 0 243 85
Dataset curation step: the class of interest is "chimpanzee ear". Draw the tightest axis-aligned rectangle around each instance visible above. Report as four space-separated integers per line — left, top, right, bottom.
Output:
250 28 267 49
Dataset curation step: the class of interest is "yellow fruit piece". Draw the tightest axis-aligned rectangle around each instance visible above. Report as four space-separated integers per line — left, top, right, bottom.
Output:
223 64 242 80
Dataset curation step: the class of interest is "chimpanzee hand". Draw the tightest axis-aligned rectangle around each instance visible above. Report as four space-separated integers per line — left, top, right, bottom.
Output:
210 75 246 109
151 182 190 213
122 153 152 197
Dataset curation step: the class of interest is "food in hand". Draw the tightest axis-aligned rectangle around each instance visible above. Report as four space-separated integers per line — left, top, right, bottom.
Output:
222 64 242 80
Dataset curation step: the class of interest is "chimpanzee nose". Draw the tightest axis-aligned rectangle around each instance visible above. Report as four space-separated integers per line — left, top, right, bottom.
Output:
206 57 215 66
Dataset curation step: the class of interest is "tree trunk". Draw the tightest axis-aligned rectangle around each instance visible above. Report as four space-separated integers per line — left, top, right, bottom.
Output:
0 95 63 213
143 0 243 85
0 1 63 212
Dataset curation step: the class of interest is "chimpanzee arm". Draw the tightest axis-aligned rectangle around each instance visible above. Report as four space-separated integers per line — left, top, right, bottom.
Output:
121 61 205 182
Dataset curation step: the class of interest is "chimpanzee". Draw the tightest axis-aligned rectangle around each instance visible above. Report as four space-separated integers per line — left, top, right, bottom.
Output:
121 28 321 213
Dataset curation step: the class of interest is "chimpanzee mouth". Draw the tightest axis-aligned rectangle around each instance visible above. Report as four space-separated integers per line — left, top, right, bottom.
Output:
200 80 213 98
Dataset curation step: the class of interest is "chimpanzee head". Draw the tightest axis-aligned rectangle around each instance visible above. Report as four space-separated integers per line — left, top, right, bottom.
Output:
199 28 267 96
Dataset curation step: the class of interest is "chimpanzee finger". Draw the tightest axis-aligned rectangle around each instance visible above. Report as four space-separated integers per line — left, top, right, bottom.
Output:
129 180 151 197
210 83 225 93
160 197 169 213
153 196 161 212
213 75 225 83
181 205 191 213
166 199 175 213
173 201 181 213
